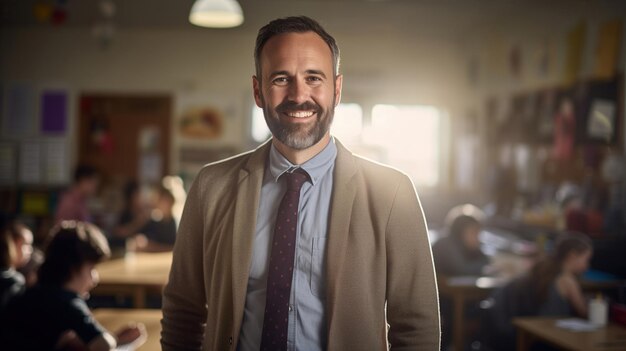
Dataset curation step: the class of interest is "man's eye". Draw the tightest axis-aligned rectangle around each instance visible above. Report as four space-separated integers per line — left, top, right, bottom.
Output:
307 76 322 82
273 77 289 85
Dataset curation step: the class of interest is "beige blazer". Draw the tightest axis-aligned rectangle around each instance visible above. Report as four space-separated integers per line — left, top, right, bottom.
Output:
161 140 440 351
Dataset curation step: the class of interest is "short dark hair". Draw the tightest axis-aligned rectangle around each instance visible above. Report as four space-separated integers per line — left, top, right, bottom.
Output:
38 221 110 286
254 16 340 78
449 215 480 240
74 165 98 183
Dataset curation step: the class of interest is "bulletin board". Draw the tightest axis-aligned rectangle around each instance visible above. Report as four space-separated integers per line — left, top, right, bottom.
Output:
78 94 172 183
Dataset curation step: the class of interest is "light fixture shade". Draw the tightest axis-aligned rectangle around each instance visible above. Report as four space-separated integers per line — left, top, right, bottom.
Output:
189 0 244 28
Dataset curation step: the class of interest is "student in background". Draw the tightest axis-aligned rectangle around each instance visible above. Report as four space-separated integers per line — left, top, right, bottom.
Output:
134 186 177 252
18 247 44 288
0 220 33 311
55 165 100 223
483 232 593 350
433 204 489 276
0 221 146 350
527 232 592 317
433 205 489 350
110 180 149 252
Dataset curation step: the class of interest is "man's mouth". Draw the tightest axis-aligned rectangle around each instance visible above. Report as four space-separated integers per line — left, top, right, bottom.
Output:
284 110 315 118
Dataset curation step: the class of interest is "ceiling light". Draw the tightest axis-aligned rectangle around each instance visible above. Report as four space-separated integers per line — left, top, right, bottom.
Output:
189 0 244 28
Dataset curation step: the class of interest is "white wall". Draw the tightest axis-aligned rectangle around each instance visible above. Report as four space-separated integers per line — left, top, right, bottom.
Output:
1 25 465 177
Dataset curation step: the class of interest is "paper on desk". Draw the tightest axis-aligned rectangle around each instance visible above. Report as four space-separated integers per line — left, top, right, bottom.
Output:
555 318 601 332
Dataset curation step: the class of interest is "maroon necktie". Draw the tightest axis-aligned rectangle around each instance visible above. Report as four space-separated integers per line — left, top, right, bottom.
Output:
260 168 309 351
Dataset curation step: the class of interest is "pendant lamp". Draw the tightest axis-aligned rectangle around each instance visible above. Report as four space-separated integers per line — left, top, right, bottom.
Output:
189 0 244 28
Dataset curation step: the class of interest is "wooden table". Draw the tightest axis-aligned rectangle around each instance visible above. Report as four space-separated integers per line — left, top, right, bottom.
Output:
93 308 163 351
438 276 507 351
439 275 625 351
514 317 626 351
92 252 172 308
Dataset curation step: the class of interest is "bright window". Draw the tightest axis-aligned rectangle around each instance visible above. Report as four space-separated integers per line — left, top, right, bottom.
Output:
364 104 441 187
251 103 363 143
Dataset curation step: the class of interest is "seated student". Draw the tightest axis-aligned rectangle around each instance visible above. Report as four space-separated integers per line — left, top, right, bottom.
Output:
0 220 33 311
0 221 146 350
110 180 149 252
55 165 100 224
18 247 44 288
433 204 489 276
482 232 592 350
527 232 592 317
433 205 490 350
134 186 177 253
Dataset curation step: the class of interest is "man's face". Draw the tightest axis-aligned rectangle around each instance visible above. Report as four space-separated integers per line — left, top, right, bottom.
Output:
254 32 342 150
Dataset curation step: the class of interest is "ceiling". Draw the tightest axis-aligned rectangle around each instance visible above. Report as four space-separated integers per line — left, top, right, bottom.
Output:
2 0 626 40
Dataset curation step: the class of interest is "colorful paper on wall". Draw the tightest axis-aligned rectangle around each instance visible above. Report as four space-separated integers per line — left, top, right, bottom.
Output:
19 141 41 184
3 83 37 136
563 22 586 85
21 192 49 216
43 138 69 184
0 143 16 185
41 90 68 133
587 99 616 142
593 20 622 80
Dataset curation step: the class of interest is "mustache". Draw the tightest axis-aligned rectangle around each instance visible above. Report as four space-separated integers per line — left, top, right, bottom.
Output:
276 101 322 114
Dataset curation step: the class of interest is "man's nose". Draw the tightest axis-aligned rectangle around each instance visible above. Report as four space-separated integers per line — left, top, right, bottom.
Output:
287 78 309 104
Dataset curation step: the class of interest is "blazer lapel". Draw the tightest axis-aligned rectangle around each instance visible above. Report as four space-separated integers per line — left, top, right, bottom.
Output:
231 140 271 341
325 140 358 318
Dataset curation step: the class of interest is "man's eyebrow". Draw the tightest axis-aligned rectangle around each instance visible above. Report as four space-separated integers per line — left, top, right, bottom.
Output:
306 70 326 79
268 70 290 79
268 70 327 79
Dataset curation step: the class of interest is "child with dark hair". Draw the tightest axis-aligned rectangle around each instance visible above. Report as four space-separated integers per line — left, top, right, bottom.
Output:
527 232 592 316
111 180 149 252
55 165 100 223
0 221 146 350
0 220 33 311
433 205 489 276
134 186 177 253
482 232 593 350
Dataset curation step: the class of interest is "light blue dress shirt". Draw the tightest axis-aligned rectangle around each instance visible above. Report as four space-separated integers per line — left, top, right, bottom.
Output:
237 138 337 351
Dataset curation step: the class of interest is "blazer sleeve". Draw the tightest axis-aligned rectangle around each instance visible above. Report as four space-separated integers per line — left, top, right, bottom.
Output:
385 175 440 351
161 174 207 351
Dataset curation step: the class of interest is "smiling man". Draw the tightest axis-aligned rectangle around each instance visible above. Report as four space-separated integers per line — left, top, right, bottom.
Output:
161 16 440 351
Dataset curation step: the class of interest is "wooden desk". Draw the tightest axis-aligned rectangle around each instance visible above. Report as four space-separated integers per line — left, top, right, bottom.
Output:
92 252 172 308
438 276 507 351
93 308 162 351
514 317 626 351
439 275 624 351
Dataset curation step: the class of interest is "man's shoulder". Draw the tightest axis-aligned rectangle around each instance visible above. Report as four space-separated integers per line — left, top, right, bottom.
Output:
194 146 264 184
348 151 413 190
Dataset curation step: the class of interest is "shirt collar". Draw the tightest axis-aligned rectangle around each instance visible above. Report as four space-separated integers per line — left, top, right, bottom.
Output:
268 137 337 186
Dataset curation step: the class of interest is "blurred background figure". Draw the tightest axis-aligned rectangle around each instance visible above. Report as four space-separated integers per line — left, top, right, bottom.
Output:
433 204 489 276
433 204 490 350
526 232 593 317
0 221 146 350
482 232 593 350
54 165 100 224
0 220 33 311
110 180 149 255
132 186 177 253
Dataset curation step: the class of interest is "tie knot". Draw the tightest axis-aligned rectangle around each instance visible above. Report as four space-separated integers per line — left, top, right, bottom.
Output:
283 168 309 191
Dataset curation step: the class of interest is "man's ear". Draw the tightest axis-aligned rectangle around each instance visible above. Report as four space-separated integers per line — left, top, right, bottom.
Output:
253 76 263 107
334 74 343 106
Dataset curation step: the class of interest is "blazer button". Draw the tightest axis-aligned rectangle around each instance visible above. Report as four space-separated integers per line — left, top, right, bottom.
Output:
229 337 233 346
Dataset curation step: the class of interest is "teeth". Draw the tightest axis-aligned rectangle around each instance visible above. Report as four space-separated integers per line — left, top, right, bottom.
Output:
287 111 314 118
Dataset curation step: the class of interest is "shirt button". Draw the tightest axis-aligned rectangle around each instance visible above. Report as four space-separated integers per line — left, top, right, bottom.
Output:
289 304 293 312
